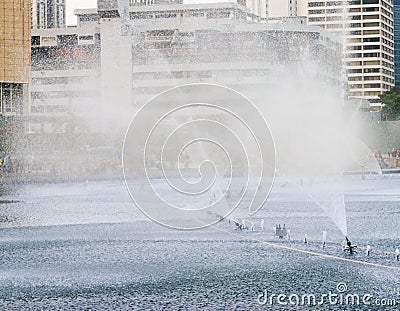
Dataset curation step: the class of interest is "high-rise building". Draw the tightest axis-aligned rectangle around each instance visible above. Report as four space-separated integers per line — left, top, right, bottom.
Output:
394 0 400 85
0 0 31 116
31 0 65 29
307 0 394 104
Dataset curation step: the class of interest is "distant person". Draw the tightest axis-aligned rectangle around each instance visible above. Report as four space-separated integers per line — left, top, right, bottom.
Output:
2 155 13 173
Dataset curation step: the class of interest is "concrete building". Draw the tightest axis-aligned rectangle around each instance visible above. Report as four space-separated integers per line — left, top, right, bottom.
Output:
30 26 100 132
31 0 66 29
307 0 394 105
394 0 400 85
0 0 31 116
30 1 342 132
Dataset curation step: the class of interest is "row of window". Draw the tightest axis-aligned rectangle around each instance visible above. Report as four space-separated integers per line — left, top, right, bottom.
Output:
31 90 97 99
350 83 382 88
0 83 23 115
32 76 94 86
31 105 66 114
348 75 394 82
130 10 233 20
382 32 394 42
349 91 383 97
348 75 393 81
348 68 380 73
346 52 387 58
313 21 384 29
33 1 65 29
382 14 393 26
309 0 381 6
382 60 394 69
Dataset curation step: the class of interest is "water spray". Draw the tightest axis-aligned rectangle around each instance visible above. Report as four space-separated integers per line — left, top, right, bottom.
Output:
366 245 371 257
322 231 327 248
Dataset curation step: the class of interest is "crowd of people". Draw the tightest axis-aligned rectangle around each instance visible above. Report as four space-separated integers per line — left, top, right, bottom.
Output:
374 148 400 169
1 147 399 178
0 152 122 177
0 155 23 174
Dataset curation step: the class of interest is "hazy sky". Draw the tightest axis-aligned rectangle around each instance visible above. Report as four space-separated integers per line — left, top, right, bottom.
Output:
65 1 226 25
66 0 97 25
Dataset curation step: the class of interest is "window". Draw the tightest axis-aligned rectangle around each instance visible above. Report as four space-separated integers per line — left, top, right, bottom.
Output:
363 29 380 35
32 36 40 46
364 68 380 73
0 83 23 114
309 17 325 22
364 75 380 80
364 52 380 57
363 45 380 50
363 14 379 20
363 22 380 27
207 12 230 18
362 0 379 4
363 37 380 42
309 9 325 14
79 35 94 41
348 45 362 50
309 2 325 7
155 13 177 19
131 13 153 19
364 83 381 88
363 7 379 12
348 69 363 73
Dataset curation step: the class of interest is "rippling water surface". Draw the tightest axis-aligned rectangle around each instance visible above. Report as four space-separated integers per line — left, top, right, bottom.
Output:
1 175 400 310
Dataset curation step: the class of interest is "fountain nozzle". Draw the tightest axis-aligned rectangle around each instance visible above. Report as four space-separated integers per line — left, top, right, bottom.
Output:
344 236 358 255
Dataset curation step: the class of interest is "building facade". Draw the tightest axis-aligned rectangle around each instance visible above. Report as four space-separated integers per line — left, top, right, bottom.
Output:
30 1 343 133
394 0 400 85
27 0 344 176
307 0 394 104
31 0 65 29
30 26 100 133
0 0 31 116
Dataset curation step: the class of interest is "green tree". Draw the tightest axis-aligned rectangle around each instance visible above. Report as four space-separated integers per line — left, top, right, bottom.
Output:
380 87 400 121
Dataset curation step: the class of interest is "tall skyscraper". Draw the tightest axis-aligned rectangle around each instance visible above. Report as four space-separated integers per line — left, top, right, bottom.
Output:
0 0 31 115
307 0 394 104
31 0 65 29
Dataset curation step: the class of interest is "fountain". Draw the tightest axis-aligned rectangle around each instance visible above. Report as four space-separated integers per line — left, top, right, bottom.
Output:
274 224 287 239
366 245 371 257
1 1 400 309
322 231 327 248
